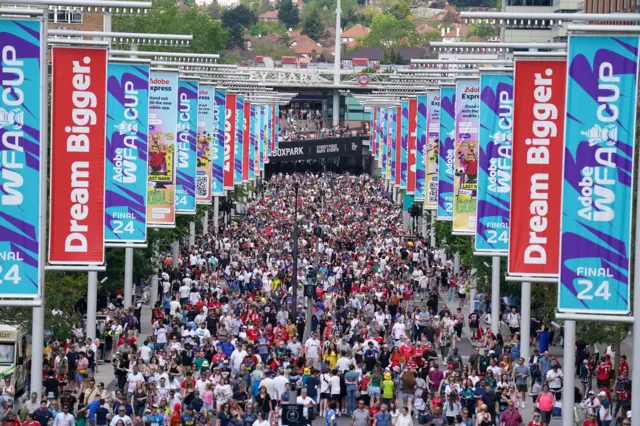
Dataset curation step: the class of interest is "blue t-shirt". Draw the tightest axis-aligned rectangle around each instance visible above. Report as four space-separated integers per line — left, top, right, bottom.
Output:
87 400 100 423
148 414 164 426
325 409 337 426
373 412 392 426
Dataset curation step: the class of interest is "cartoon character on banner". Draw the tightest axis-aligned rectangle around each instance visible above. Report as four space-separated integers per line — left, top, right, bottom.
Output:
455 140 478 195
197 132 212 168
427 138 439 174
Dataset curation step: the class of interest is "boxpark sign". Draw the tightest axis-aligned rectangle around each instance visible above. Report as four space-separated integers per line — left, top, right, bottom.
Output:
268 137 363 163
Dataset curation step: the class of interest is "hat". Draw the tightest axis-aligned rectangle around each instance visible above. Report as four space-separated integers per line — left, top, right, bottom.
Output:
384 373 392 380
152 404 159 408
47 392 55 399
304 368 311 375
598 391 607 397
588 391 595 395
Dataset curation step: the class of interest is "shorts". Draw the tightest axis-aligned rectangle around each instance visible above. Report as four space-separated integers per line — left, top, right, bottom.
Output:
517 384 527 392
401 392 414 399
539 410 551 424
509 327 520 335
369 387 381 397
418 414 430 425
320 393 331 400
459 294 466 300
331 394 341 401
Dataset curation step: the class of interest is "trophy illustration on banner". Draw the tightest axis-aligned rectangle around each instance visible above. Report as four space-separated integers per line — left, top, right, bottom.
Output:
490 130 512 145
114 120 138 135
0 107 24 130
582 124 618 147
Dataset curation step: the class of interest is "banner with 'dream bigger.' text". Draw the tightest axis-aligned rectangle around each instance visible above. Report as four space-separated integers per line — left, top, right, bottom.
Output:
49 47 107 265
558 35 639 313
105 62 149 243
0 18 43 296
389 107 397 184
475 73 513 253
380 108 388 177
223 93 236 190
249 105 256 181
196 84 214 204
242 100 250 182
407 99 417 195
234 96 244 184
400 101 408 189
415 96 427 201
437 87 455 221
212 89 225 196
425 90 441 210
175 79 198 214
508 60 566 276
147 71 178 226
453 79 480 234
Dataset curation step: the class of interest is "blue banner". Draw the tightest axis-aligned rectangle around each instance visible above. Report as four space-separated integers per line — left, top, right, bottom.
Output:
380 109 387 176
400 101 409 189
390 108 397 185
234 96 244 185
0 18 42 297
212 89 225 196
259 106 265 170
105 62 149 242
196 84 214 204
266 105 273 162
558 35 639 314
249 105 256 181
475 73 513 253
425 91 441 210
275 105 280 150
176 79 198 213
437 87 455 221
415 96 427 201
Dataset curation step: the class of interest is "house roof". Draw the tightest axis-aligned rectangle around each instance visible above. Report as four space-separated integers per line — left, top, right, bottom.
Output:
281 56 298 64
341 24 370 39
288 34 323 55
466 35 485 42
259 10 278 19
416 24 437 35
444 26 470 38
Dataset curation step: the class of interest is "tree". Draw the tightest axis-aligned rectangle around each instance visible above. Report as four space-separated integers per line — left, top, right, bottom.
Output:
471 23 500 40
386 1 411 20
113 0 227 54
227 24 246 49
278 0 300 29
302 7 325 41
381 48 402 65
363 13 416 48
252 41 294 59
221 4 258 29
355 6 380 27
250 21 288 37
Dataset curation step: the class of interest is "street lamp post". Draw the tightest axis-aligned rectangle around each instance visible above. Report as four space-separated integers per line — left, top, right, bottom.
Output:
292 182 300 321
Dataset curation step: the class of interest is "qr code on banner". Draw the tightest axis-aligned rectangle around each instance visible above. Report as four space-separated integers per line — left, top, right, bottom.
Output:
196 175 209 198
428 181 438 204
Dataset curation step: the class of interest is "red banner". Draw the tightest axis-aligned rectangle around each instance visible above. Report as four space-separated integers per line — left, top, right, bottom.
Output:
508 59 566 276
243 101 250 182
407 99 417 194
224 93 236 190
49 47 107 265
395 106 402 187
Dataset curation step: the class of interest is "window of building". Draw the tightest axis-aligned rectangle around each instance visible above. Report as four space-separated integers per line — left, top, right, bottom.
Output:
47 9 82 24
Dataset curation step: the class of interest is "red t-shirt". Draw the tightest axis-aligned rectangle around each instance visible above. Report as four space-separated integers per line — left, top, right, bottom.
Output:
597 362 612 380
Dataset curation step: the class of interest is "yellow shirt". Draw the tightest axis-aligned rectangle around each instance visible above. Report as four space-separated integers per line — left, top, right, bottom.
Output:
324 351 338 369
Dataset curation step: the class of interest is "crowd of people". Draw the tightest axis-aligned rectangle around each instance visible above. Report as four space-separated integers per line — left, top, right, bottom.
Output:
6 172 634 426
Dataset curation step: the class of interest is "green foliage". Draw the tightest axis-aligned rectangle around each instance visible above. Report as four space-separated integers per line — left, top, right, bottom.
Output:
278 0 301 29
363 14 416 48
470 23 499 40
221 4 258 29
385 1 411 20
252 41 294 59
355 6 380 27
250 21 288 37
227 24 246 49
337 0 360 28
303 7 325 41
381 48 402 65
113 0 226 54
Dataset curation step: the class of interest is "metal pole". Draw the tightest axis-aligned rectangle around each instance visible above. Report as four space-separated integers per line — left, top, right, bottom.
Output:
631 148 640 419
124 247 134 309
562 320 576 426
86 272 98 339
292 185 299 320
171 241 180 270
430 212 436 248
31 304 45 398
150 273 159 308
454 252 461 275
333 0 341 87
214 197 220 234
202 210 208 235
332 90 340 127
520 281 532 362
491 256 500 334
469 272 477 317
30 8 49 399
189 221 195 247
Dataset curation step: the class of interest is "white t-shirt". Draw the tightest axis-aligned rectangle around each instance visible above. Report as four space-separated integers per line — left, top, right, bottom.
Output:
330 375 341 395
507 313 521 328
127 371 144 393
336 357 351 372
392 322 406 340
305 338 321 358
179 285 191 299
297 396 315 417
546 368 563 389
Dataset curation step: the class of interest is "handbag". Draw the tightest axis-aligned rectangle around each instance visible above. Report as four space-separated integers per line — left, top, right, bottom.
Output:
551 401 562 417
